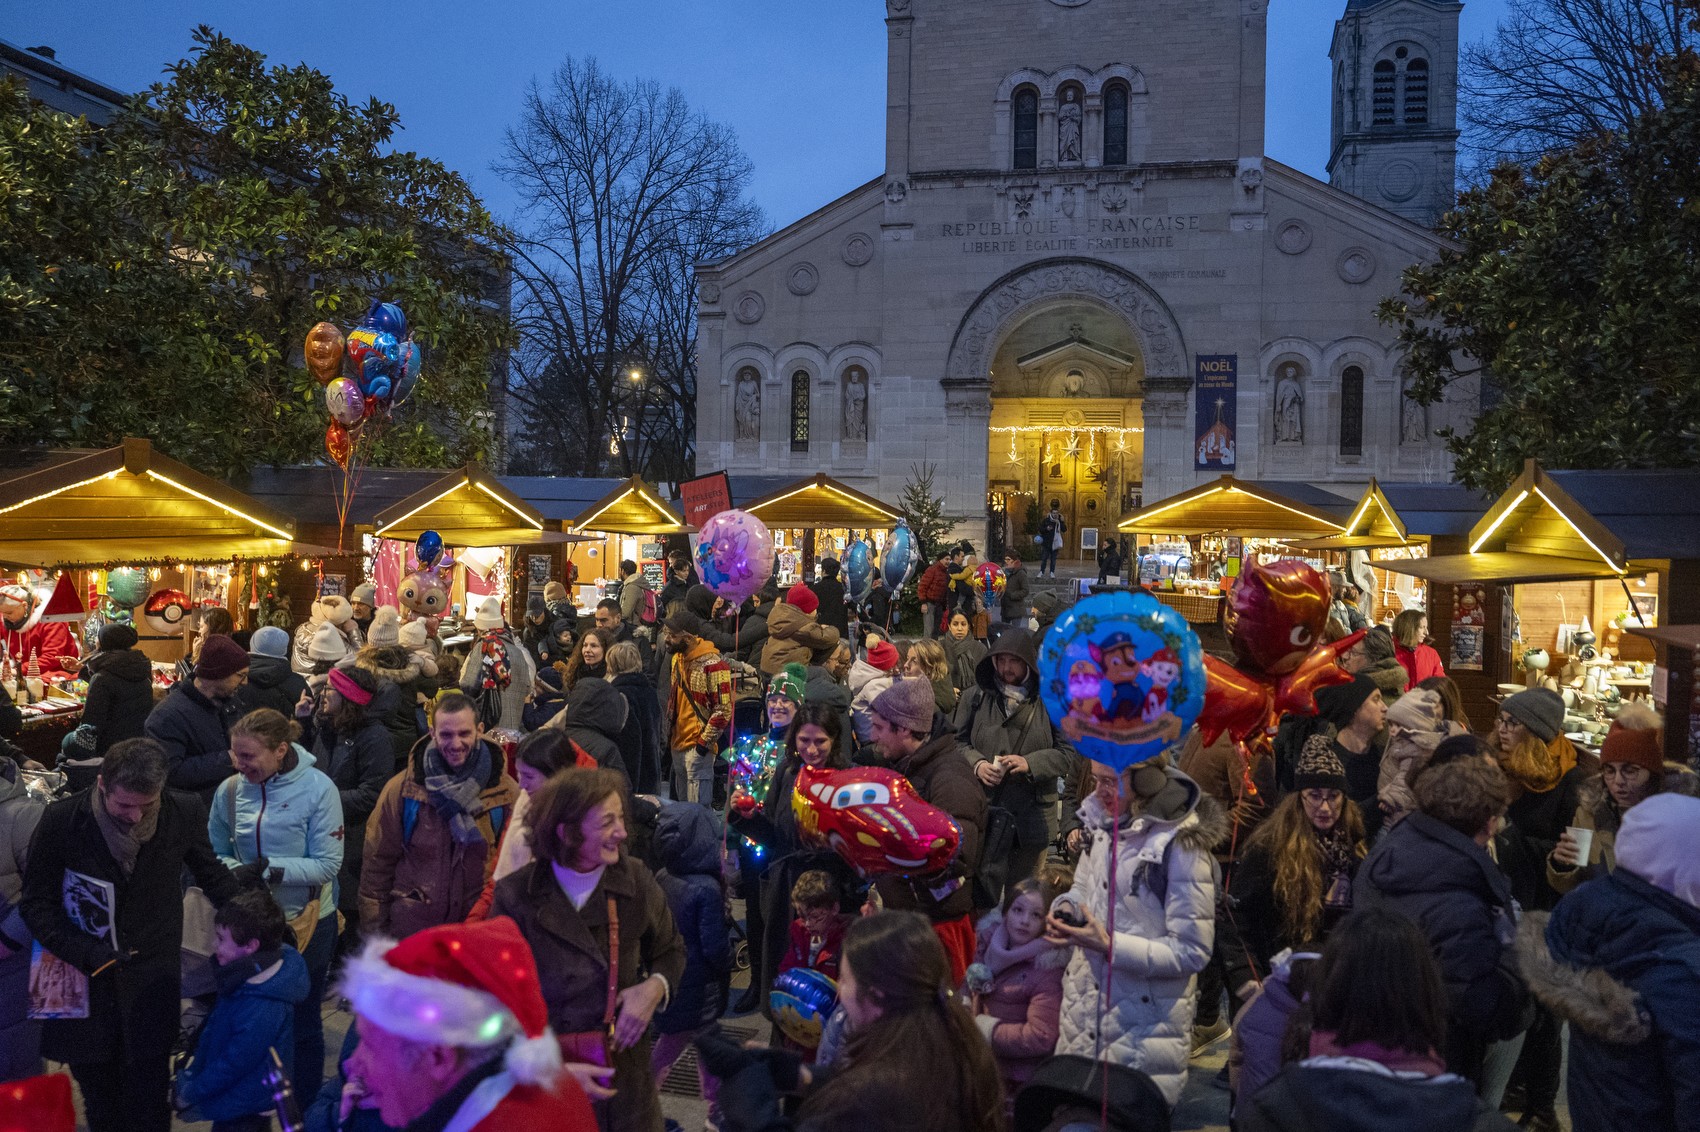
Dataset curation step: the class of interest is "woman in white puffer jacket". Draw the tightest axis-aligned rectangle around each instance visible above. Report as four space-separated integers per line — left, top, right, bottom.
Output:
1045 756 1226 1108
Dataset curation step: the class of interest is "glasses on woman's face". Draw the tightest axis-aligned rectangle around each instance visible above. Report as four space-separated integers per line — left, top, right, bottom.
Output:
1300 789 1341 809
1496 713 1523 732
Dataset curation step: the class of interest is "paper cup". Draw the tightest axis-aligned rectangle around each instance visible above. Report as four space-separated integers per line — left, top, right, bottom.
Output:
1566 826 1594 864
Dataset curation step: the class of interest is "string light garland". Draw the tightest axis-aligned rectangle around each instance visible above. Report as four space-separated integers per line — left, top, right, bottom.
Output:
723 734 784 857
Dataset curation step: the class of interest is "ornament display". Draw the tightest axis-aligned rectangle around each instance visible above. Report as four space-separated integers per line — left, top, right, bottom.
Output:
694 509 775 603
143 589 193 635
1038 590 1206 770
881 520 918 590
845 539 873 603
770 967 838 1049
303 322 345 383
792 763 961 878
972 561 1005 596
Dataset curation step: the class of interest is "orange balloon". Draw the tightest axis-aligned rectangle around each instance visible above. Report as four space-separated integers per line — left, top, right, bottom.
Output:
304 322 345 384
325 421 352 470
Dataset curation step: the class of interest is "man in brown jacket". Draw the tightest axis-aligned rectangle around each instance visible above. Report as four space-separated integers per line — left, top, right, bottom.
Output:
359 693 519 939
759 583 841 676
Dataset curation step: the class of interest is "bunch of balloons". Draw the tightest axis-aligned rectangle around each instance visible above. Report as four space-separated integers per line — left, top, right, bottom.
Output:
1196 556 1364 746
305 300 422 472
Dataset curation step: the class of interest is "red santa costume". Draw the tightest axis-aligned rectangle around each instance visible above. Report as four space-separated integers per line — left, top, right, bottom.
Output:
340 917 596 1132
0 582 80 677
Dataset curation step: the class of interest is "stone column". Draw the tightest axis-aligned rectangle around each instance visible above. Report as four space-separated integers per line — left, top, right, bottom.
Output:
1039 94 1058 169
1083 91 1104 168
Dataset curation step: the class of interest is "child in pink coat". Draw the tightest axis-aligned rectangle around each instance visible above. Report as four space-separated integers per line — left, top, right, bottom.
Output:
965 875 1070 1099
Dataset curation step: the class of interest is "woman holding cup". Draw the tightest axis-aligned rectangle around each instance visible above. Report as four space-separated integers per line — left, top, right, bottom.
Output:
1548 702 1697 894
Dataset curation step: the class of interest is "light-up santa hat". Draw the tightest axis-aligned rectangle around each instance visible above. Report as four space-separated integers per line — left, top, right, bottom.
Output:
339 916 564 1089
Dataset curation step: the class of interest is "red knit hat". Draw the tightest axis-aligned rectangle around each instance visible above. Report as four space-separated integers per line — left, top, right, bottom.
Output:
0 1073 74 1132
785 582 819 615
866 639 900 672
340 916 563 1088
1600 702 1664 777
195 634 251 681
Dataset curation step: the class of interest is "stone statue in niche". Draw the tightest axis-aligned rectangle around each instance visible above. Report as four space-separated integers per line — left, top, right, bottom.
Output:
1401 385 1428 444
1274 363 1305 444
1058 89 1082 163
734 371 761 441
843 368 868 440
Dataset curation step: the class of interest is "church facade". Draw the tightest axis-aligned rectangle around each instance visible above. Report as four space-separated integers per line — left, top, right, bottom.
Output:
694 0 1477 558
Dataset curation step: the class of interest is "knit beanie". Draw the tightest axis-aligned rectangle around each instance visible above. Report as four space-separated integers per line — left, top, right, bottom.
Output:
399 619 430 651
785 583 819 616
309 621 348 662
249 625 289 659
543 581 569 607
1292 734 1349 793
526 592 547 619
473 596 505 631
368 606 401 648
195 635 250 681
318 594 354 626
767 662 807 706
98 622 138 651
1599 701 1664 777
1501 688 1564 744
1314 674 1378 729
350 582 377 607
1385 688 1445 735
866 638 900 673
871 676 936 735
1615 792 1700 911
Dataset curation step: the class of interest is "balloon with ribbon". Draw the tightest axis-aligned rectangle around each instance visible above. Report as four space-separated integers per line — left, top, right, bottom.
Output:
694 509 775 604
325 377 365 427
1038 589 1207 771
397 567 450 621
391 340 423 407
363 299 408 339
105 567 151 610
303 322 345 384
324 421 353 471
881 519 919 591
416 530 445 571
844 539 873 603
791 763 961 879
771 967 839 1049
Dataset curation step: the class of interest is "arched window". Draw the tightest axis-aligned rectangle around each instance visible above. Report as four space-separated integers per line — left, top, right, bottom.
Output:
1372 61 1396 127
1103 84 1129 166
789 370 810 452
1013 87 1038 170
1403 58 1429 124
1339 365 1364 456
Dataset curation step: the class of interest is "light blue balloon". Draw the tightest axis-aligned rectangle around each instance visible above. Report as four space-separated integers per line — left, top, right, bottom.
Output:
845 539 872 602
881 521 917 590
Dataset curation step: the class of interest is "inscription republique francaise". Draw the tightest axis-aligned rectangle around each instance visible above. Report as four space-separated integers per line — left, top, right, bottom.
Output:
935 213 1204 254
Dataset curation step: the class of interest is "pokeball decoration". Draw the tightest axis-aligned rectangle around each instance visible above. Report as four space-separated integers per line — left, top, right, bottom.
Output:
972 561 1005 596
1038 589 1206 770
694 509 774 604
143 589 193 635
770 967 838 1049
791 764 961 879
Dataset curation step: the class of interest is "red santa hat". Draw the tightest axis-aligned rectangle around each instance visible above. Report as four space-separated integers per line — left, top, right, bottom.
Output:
339 917 564 1089
39 575 85 623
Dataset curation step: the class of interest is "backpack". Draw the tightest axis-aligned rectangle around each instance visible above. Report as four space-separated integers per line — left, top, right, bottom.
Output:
641 586 659 625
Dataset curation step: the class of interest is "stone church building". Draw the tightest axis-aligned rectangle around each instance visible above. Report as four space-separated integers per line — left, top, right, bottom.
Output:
694 0 1478 557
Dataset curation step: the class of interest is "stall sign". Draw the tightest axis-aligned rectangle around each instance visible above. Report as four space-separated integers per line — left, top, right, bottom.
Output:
1194 355 1238 470
680 471 733 528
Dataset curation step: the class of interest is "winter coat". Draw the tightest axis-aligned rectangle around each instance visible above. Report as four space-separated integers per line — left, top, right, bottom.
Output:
810 574 850 635
685 585 738 653
1354 812 1530 1080
303 701 397 908
0 759 45 1080
144 679 240 801
458 627 535 733
2 617 78 675
861 585 893 634
954 630 1082 849
1000 564 1031 622
1052 769 1224 1107
1228 833 1359 977
78 648 154 756
348 647 435 766
549 677 630 782
358 741 517 939
1242 1063 1515 1132
941 634 988 693
609 670 663 797
780 911 852 980
735 601 773 665
1504 765 1587 910
1361 655 1409 706
619 570 653 623
653 802 733 1033
846 658 898 747
233 653 307 722
970 908 1067 1093
21 787 239 1065
1518 870 1700 1132
210 744 344 924
762 602 841 676
930 674 958 717
492 855 687 1132
871 722 988 924
176 947 309 1121
1394 642 1446 690
1231 954 1309 1107
916 562 950 606
1548 764 1700 895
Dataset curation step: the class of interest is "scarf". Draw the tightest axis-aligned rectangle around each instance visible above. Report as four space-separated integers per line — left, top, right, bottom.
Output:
998 681 1030 713
424 742 493 845
1308 1030 1447 1077
1500 734 1564 795
982 920 1052 977
92 785 160 876
1315 825 1358 909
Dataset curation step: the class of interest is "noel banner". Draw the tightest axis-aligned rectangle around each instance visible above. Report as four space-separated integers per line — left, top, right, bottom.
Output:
1194 354 1237 469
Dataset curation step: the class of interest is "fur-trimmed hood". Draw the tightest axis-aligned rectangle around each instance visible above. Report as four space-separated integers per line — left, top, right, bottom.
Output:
350 644 436 683
1517 911 1651 1044
1074 767 1231 858
1580 761 1700 834
973 908 1072 971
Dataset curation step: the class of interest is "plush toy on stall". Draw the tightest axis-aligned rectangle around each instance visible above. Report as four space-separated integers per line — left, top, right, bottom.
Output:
791 764 960 879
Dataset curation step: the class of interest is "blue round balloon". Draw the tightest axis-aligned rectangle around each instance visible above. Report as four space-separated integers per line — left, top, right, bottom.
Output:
1037 590 1207 771
845 539 872 602
770 966 838 1048
881 520 917 590
416 530 444 570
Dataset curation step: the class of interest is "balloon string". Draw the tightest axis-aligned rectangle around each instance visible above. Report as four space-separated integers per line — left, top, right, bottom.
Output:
1102 773 1120 1132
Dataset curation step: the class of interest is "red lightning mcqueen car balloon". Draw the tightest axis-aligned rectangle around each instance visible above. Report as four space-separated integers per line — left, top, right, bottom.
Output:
792 764 961 879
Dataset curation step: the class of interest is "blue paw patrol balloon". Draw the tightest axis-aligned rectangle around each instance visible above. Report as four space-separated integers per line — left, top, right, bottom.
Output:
1038 590 1206 770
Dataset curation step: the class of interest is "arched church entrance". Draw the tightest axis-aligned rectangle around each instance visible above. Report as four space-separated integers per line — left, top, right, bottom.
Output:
945 259 1187 566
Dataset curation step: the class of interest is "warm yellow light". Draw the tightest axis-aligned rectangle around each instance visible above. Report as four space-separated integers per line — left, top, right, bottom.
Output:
301 559 314 571
376 483 464 536
145 470 293 541
0 469 122 517
629 369 642 381
257 564 268 577
176 564 188 574
1531 486 1624 573
474 481 543 530
149 568 161 581
1469 489 1529 554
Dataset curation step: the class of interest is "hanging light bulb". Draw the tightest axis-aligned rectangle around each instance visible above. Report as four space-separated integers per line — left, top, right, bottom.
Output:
149 567 161 581
257 564 268 578
301 558 313 571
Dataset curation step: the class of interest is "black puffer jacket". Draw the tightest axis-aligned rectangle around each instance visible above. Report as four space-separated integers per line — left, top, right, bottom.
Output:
872 718 987 924
304 691 396 906
652 803 732 1032
555 678 630 782
143 680 240 802
609 670 663 796
78 648 154 756
233 653 307 720
685 584 736 652
349 647 436 767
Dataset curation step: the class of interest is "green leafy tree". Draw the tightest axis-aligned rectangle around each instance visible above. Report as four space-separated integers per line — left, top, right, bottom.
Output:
0 28 510 478
1382 49 1700 491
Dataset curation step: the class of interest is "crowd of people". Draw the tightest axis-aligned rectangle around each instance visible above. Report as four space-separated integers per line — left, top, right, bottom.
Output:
1 550 1695 1132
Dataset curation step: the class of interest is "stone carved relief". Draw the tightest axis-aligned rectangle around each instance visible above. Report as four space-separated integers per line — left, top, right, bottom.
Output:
946 259 1187 383
1401 382 1428 444
886 0 910 11
700 282 722 303
1273 362 1305 444
1100 186 1129 213
1058 89 1083 163
786 262 819 296
841 232 873 267
1337 248 1376 285
1060 186 1077 218
734 370 761 441
843 368 869 440
884 180 908 204
1012 188 1035 219
733 291 765 325
1274 220 1312 255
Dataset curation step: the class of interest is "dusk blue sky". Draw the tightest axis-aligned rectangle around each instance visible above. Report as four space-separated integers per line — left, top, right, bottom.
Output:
8 1 1510 232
